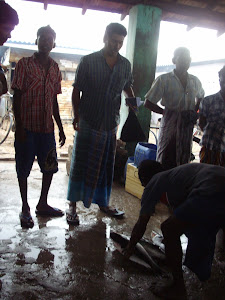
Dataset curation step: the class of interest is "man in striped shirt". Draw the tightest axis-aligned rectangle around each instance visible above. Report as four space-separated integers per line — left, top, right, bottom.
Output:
67 23 134 224
12 25 66 228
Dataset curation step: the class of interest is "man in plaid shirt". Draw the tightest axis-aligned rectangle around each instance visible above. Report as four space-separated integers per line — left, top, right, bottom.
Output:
199 66 225 167
12 25 66 228
199 66 225 267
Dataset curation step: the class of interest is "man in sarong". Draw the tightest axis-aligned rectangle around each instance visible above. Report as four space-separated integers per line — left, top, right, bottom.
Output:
199 65 225 269
199 65 225 166
67 23 134 225
0 1 19 96
123 160 225 299
144 47 204 170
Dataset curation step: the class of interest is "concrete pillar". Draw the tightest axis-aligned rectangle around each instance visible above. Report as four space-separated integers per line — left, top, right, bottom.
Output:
125 4 162 155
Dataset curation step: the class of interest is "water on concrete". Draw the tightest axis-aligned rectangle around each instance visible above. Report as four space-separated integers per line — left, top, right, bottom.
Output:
0 161 225 300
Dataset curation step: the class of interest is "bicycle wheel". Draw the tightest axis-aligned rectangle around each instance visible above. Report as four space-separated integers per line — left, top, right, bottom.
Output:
0 113 13 145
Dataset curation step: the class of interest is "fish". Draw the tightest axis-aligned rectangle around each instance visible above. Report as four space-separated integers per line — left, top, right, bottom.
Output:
151 230 188 254
110 231 164 274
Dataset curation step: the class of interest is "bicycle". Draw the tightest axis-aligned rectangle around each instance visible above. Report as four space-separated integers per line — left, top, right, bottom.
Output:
0 92 14 145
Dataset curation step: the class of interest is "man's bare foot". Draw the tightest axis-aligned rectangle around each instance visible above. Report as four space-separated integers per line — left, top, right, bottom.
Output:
149 278 187 299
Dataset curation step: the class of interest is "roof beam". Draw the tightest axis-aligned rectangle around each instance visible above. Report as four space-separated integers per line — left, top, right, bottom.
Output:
20 0 225 32
145 0 225 23
217 30 225 37
44 0 48 9
186 24 195 31
120 5 132 20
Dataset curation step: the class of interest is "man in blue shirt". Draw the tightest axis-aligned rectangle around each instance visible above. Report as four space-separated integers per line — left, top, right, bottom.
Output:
67 23 135 224
124 160 225 299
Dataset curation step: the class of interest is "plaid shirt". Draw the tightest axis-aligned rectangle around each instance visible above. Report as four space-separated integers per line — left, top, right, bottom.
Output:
199 92 225 152
145 71 204 111
73 49 133 131
12 53 62 133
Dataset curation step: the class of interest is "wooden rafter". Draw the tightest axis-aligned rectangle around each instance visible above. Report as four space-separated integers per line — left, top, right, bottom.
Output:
20 0 225 32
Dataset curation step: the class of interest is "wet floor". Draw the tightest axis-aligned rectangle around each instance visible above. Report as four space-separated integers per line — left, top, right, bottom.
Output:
0 161 225 300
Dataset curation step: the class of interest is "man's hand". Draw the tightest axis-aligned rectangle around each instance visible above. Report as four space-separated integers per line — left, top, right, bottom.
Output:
72 116 79 131
122 244 135 259
59 130 66 147
125 97 137 112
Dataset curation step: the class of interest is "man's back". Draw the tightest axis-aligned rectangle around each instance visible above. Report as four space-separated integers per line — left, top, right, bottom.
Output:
141 163 225 215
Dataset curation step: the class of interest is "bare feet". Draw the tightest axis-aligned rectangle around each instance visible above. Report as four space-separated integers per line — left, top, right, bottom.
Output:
149 278 187 299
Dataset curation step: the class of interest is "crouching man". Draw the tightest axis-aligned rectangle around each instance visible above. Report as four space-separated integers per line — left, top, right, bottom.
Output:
123 160 225 299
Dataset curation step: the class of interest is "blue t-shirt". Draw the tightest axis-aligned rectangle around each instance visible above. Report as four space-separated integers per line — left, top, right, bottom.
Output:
140 163 225 220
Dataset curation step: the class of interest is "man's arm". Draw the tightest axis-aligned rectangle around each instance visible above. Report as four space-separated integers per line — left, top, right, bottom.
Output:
198 97 207 131
123 86 135 98
13 89 26 142
123 87 136 111
72 87 81 131
195 97 203 112
199 114 207 131
144 100 164 115
123 214 150 258
0 73 8 96
144 76 164 115
53 95 66 147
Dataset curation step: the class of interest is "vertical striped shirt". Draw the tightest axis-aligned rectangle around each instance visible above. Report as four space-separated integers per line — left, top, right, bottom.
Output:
73 49 133 131
12 53 62 133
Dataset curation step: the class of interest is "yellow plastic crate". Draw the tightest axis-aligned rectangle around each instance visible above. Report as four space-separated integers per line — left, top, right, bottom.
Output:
125 163 144 199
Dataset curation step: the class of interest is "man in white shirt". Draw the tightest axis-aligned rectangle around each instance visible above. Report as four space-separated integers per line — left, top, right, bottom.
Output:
144 47 204 169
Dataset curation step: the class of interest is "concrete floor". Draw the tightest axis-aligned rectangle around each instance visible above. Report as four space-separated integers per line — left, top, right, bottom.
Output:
0 161 225 300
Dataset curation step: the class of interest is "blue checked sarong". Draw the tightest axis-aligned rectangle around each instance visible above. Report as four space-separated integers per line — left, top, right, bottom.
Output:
67 119 117 208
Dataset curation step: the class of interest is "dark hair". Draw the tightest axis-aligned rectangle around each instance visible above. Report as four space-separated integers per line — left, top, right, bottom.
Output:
138 160 163 185
37 25 56 40
105 23 127 38
219 66 225 78
0 1 19 25
173 47 190 59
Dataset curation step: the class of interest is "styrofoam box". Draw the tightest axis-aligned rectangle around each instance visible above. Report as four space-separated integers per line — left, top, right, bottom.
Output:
125 163 144 199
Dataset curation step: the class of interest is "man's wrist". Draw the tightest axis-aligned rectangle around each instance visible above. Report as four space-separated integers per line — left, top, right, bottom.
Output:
58 126 64 133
